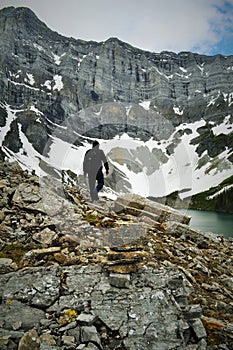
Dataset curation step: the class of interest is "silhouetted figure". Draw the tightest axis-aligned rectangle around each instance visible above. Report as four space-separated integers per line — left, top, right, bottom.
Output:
83 141 109 202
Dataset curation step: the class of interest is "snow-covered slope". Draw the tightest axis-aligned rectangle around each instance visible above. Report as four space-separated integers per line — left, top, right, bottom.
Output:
1 102 232 204
0 7 232 208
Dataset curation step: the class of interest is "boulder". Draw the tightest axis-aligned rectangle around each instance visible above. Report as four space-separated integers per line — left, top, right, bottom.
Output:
0 265 60 308
12 182 65 216
0 300 44 331
114 193 190 224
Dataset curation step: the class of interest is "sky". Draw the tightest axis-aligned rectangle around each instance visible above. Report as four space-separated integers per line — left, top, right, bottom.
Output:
0 0 233 56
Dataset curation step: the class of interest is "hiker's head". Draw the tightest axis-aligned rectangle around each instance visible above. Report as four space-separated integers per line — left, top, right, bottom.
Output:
92 140 99 149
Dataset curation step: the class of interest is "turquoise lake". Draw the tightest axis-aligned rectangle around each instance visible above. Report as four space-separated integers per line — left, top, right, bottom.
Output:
178 209 233 238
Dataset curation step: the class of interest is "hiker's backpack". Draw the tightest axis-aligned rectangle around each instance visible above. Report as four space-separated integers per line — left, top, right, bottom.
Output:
84 149 96 173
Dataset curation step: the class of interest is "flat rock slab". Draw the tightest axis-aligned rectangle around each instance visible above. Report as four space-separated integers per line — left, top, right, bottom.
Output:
114 193 191 224
0 264 207 349
0 265 60 308
0 300 45 331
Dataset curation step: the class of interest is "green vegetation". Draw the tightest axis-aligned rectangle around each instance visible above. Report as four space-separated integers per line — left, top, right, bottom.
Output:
191 127 233 161
189 176 233 213
0 243 31 266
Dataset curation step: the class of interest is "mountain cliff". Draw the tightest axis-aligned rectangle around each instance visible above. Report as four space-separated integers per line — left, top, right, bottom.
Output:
0 6 232 208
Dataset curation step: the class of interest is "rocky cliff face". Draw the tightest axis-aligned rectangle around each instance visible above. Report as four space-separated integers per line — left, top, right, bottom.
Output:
0 6 232 206
1 7 233 127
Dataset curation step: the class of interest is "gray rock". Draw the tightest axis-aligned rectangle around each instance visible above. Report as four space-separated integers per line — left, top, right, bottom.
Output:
0 265 60 308
12 182 65 216
0 258 13 267
59 321 77 332
183 305 203 320
61 335 76 346
0 260 214 349
114 193 191 224
32 228 58 245
221 277 233 290
0 300 45 331
80 326 102 348
46 295 84 313
0 328 24 340
76 313 98 326
190 319 207 340
39 333 57 347
163 221 213 242
0 155 233 350
109 273 130 288
17 329 40 350
40 345 60 350
67 326 81 342
85 344 100 350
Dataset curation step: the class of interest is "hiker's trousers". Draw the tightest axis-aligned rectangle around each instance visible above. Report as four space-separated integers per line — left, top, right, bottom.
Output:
88 167 104 201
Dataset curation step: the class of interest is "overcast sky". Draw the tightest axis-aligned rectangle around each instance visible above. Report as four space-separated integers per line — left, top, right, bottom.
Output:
0 0 233 56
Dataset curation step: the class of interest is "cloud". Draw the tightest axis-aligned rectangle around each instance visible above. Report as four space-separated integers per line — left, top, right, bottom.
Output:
41 0 233 54
103 0 233 54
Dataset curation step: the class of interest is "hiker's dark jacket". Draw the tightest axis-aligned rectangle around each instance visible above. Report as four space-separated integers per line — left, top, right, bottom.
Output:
83 148 109 175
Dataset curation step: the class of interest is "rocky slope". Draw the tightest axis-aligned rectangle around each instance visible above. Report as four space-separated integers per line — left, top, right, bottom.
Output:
0 158 232 349
0 6 232 208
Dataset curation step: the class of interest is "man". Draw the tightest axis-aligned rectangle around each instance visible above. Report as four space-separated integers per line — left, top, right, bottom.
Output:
83 140 109 202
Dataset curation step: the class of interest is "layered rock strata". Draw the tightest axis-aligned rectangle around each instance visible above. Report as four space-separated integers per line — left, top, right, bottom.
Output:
0 6 233 144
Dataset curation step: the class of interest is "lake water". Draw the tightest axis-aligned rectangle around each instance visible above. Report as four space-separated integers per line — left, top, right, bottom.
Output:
178 209 233 238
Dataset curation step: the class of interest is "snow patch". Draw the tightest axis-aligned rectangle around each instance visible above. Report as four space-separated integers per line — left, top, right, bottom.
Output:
9 79 40 91
24 73 35 85
30 105 43 116
53 75 63 91
139 101 150 110
33 43 45 52
179 67 187 73
2 104 231 203
197 64 205 74
207 184 233 200
173 106 183 115
175 72 191 79
125 105 132 116
77 55 87 67
42 80 52 90
212 115 232 135
45 117 67 130
94 107 102 116
2 124 47 176
52 53 66 65
207 90 221 107
0 106 17 146
47 135 87 172
223 92 233 106
9 70 21 79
